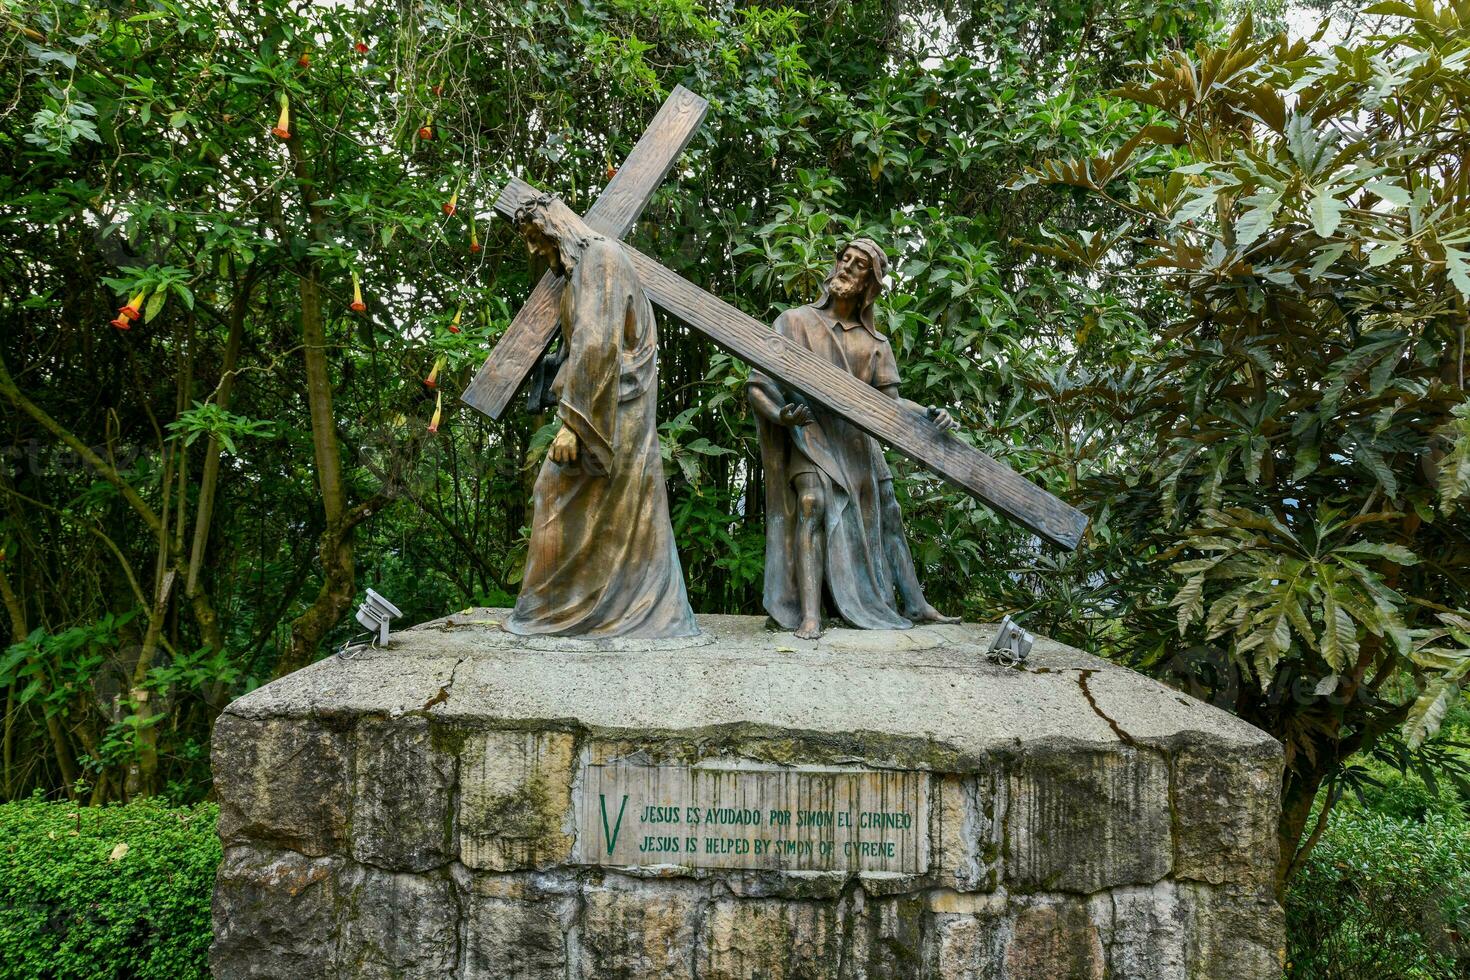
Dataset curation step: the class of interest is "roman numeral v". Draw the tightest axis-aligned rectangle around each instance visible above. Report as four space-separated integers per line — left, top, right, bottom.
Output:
600 794 629 855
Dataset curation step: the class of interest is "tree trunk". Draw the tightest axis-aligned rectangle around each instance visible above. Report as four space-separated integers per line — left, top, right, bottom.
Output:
1275 764 1330 896
0 563 25 799
187 269 256 603
278 265 352 675
273 123 389 677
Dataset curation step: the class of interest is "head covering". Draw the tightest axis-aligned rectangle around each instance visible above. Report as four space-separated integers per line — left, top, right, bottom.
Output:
513 192 595 272
815 237 888 335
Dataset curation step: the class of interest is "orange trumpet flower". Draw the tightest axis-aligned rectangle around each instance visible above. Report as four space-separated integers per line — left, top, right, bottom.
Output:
424 355 446 390
349 269 366 312
119 290 147 320
418 116 433 140
271 93 291 140
448 305 463 334
442 183 459 216
428 390 443 434
468 221 481 254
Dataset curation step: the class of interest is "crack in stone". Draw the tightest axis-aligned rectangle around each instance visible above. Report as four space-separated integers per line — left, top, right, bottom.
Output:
423 655 468 711
1077 669 1138 747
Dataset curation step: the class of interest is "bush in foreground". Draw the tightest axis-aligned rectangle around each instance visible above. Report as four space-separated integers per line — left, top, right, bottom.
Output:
1287 795 1470 979
0 797 218 980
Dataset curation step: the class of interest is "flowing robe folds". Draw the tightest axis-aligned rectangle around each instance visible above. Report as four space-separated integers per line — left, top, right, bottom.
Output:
749 306 914 631
506 238 697 638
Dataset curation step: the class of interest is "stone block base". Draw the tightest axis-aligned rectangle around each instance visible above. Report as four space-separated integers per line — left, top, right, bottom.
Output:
211 612 1284 979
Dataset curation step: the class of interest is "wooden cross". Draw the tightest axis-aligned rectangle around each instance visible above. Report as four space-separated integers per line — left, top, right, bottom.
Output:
461 87 1088 550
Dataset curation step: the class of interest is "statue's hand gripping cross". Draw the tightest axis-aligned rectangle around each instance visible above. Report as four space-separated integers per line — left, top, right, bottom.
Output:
461 86 1088 550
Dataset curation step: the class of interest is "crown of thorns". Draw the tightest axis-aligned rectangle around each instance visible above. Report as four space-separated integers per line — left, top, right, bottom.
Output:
513 192 561 231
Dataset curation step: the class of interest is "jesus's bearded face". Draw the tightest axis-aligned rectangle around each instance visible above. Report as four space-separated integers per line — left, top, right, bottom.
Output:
521 223 561 271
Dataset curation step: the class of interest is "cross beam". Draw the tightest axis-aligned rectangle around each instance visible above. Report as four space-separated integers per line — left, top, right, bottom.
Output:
486 177 1089 550
461 86 708 419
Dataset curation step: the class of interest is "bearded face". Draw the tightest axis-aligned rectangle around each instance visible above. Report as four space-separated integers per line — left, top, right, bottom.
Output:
514 194 589 274
522 222 560 270
828 246 874 299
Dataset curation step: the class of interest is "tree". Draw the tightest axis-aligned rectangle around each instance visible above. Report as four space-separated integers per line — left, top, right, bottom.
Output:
1022 3 1470 888
1 0 1217 803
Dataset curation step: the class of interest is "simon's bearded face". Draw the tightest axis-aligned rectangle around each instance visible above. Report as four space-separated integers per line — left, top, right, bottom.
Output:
828 246 874 299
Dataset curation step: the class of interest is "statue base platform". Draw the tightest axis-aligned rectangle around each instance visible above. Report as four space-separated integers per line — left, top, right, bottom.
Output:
210 612 1283 979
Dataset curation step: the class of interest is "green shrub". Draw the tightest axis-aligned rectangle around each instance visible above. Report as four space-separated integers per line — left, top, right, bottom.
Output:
0 797 219 980
1287 803 1470 979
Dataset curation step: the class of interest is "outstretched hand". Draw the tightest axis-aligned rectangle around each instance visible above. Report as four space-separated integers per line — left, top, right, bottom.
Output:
779 403 815 427
927 406 958 432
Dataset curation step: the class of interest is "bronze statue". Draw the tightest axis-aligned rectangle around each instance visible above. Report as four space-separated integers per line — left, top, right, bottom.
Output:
748 239 961 639
504 193 698 638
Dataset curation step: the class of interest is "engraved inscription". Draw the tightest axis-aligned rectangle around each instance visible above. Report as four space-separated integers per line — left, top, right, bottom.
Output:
574 762 929 873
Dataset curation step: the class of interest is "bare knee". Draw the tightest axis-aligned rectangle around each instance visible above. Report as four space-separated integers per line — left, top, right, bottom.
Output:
798 488 824 521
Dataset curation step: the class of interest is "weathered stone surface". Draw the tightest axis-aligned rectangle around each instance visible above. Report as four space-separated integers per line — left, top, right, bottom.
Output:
1006 747 1172 893
211 613 1284 980
211 846 339 979
912 895 1113 980
335 865 458 979
1173 743 1282 887
459 729 575 871
929 904 1008 980
1003 898 1105 979
1180 882 1286 980
214 714 348 856
842 891 928 978
351 715 455 871
1090 883 1187 980
933 772 1003 892
461 890 569 979
698 898 837 979
222 610 1276 760
580 881 700 979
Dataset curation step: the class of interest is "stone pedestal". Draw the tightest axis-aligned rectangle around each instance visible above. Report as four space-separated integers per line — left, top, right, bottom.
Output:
211 612 1284 979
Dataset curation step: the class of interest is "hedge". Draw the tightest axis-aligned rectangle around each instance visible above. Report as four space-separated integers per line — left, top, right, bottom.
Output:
1287 787 1470 979
0 797 218 980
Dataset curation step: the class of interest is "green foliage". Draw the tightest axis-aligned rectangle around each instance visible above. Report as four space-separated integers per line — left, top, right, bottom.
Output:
1287 799 1470 978
1025 0 1470 881
166 403 275 454
0 797 218 979
1 0 1223 803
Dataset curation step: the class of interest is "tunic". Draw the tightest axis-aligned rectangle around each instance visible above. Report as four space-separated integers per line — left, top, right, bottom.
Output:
506 238 698 638
748 304 914 631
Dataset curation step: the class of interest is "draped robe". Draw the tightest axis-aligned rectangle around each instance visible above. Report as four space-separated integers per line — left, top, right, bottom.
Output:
506 238 697 638
748 305 916 631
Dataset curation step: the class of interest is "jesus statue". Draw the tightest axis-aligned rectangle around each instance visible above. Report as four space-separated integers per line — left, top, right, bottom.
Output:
503 193 697 638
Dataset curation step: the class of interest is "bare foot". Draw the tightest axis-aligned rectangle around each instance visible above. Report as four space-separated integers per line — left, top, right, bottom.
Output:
794 619 824 640
909 605 961 625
